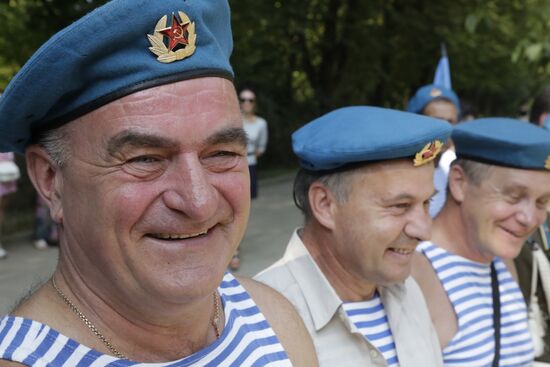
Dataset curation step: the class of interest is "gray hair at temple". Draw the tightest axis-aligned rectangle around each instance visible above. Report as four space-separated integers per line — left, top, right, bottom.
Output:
293 168 354 222
38 125 72 168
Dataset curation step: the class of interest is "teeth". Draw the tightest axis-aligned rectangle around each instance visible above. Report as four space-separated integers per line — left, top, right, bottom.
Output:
391 248 412 255
152 229 208 240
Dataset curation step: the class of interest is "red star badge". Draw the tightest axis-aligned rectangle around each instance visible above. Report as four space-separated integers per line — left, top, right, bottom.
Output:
422 142 437 159
159 14 190 51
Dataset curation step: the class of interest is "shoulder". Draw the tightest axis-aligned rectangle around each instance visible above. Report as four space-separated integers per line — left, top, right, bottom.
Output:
411 251 437 287
410 251 442 309
237 277 318 367
254 259 293 293
0 360 25 367
256 117 267 126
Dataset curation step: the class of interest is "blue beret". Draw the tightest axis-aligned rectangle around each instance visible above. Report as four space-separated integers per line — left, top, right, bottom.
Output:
406 84 460 115
0 0 233 153
292 106 452 171
453 118 550 171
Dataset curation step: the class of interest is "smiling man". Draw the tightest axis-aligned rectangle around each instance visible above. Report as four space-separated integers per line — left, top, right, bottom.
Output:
0 1 317 366
255 106 452 366
412 118 550 366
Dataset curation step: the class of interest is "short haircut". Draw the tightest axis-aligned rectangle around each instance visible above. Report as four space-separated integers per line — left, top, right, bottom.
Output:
529 87 550 125
37 124 72 168
293 167 356 222
451 158 493 185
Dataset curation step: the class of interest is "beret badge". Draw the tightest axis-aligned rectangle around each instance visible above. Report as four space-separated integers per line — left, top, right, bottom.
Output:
545 156 550 170
414 140 443 166
430 88 442 98
148 11 197 63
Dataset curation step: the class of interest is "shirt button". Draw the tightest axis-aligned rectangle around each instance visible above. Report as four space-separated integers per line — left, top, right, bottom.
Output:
370 349 378 358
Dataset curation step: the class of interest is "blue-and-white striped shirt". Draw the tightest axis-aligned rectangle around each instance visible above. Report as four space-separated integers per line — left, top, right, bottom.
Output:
343 292 400 367
0 273 290 367
418 242 534 367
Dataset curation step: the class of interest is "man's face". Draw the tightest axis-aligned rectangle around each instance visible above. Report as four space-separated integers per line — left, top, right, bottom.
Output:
330 160 435 285
457 165 550 261
423 100 458 125
56 77 250 303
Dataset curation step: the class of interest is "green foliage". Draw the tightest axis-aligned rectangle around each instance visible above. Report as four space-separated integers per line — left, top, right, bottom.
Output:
1 0 550 168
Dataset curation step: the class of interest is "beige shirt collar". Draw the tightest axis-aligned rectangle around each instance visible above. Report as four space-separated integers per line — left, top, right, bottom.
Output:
282 229 342 331
282 229 408 332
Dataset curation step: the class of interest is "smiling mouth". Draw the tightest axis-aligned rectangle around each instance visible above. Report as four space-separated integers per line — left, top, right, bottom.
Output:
388 247 414 255
500 227 526 239
149 229 209 240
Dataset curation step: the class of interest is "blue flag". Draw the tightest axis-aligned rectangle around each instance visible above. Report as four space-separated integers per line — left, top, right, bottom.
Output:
433 43 452 89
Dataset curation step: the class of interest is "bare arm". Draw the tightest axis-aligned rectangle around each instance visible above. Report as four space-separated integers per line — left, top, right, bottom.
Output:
238 277 319 367
411 252 457 349
0 360 26 367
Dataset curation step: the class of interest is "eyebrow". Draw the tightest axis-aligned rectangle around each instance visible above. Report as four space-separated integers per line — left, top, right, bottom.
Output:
106 127 248 156
206 127 248 148
107 131 179 156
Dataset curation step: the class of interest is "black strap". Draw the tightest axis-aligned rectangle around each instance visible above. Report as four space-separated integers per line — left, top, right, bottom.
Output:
491 261 501 367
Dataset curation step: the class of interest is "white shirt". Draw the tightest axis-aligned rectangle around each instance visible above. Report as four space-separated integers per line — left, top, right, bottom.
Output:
243 116 268 165
255 230 444 367
430 149 456 218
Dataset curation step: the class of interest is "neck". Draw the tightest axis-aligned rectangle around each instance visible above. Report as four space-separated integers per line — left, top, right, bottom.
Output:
432 200 494 264
50 245 223 362
300 226 377 302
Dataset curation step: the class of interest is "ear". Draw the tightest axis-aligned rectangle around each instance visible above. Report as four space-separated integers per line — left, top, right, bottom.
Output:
448 164 467 203
308 181 339 230
25 146 64 224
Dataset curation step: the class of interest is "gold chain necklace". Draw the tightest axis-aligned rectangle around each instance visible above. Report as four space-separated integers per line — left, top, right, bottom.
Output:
51 277 222 359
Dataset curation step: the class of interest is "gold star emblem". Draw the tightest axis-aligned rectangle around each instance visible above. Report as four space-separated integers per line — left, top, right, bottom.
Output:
147 11 197 64
414 140 443 166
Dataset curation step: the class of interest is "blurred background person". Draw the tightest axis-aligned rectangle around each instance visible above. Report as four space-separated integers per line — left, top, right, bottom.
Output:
231 87 268 271
240 87 268 199
407 84 460 217
529 86 550 129
33 196 58 250
0 152 19 259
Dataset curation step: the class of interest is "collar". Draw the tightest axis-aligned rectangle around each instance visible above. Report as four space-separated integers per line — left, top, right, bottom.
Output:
283 229 343 331
284 229 409 332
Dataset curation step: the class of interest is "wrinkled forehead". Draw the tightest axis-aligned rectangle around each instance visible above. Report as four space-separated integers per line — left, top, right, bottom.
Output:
483 164 550 194
66 77 241 144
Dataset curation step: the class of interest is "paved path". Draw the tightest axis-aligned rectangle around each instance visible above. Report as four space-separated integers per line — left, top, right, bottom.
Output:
0 173 301 315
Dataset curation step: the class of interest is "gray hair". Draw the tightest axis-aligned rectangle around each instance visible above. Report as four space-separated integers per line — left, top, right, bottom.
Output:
293 167 355 222
451 158 494 185
37 124 72 168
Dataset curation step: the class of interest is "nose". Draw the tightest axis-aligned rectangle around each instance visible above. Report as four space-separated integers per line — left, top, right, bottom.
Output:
161 154 218 221
404 204 432 242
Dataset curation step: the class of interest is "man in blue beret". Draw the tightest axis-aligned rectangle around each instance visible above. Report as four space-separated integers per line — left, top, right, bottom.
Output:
256 106 452 366
407 84 461 218
412 118 550 366
0 1 318 366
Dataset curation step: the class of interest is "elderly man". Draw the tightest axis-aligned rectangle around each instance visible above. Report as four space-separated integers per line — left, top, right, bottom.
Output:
0 1 317 366
256 106 452 366
407 84 461 217
412 118 550 366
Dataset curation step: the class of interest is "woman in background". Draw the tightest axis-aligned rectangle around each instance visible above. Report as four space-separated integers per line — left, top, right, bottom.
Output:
230 87 268 270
